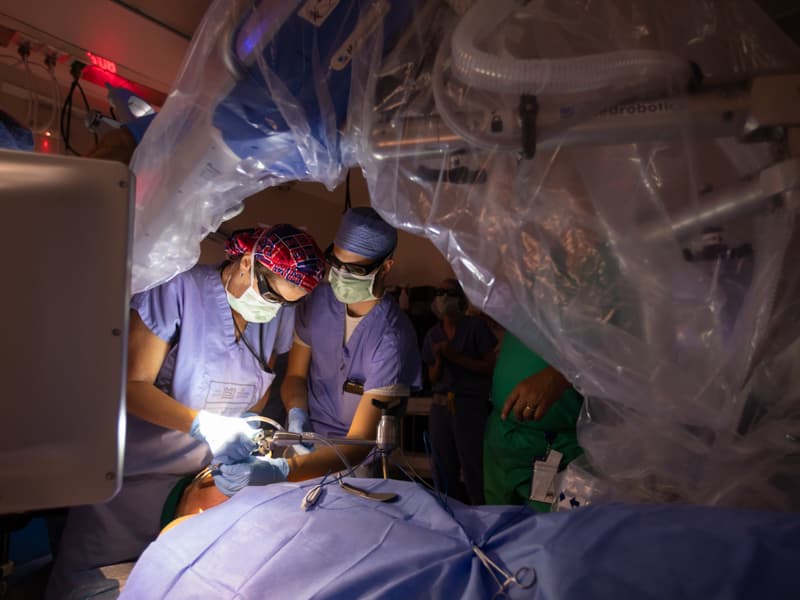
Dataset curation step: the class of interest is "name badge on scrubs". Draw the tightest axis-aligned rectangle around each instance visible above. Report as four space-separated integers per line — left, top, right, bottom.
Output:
529 449 563 504
204 381 257 416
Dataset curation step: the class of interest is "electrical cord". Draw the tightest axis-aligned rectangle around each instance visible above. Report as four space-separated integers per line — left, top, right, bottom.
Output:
60 61 97 155
395 449 438 493
60 80 79 154
301 433 356 473
293 451 376 511
16 43 34 128
21 60 60 134
15 43 58 136
2 49 60 145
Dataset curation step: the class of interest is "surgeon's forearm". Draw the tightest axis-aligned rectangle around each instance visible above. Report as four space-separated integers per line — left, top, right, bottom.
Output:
127 381 198 433
281 375 309 412
285 444 371 481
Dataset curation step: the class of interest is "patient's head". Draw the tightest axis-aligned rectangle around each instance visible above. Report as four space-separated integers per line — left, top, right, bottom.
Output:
160 470 229 535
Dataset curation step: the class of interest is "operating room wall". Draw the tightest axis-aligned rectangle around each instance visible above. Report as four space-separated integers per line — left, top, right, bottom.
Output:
199 168 455 287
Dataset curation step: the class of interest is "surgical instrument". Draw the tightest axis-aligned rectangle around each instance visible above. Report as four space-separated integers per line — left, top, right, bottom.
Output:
472 544 536 599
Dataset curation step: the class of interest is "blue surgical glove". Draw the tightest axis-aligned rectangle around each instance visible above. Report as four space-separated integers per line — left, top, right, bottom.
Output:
287 407 313 448
213 456 290 496
190 410 258 463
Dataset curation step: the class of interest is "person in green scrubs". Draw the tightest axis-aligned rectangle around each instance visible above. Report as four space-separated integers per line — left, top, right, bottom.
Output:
484 332 583 510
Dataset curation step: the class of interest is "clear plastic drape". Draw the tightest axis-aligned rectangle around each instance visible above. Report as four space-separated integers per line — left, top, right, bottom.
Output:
131 0 800 509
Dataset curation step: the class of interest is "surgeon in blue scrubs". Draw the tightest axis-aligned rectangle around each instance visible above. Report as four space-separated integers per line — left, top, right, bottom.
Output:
213 208 421 492
47 225 325 599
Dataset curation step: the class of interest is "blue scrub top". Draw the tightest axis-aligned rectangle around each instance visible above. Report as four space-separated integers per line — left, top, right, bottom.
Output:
421 316 497 398
127 264 294 476
295 283 421 437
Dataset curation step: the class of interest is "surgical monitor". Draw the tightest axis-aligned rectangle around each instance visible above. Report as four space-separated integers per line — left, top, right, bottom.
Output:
0 149 131 514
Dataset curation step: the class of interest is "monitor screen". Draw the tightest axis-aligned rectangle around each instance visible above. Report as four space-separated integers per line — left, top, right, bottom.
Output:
0 149 131 514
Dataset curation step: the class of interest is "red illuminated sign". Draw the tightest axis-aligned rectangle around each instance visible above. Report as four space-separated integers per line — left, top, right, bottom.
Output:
86 51 117 74
80 67 167 110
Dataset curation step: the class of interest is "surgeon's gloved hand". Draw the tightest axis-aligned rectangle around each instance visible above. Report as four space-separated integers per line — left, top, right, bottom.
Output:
287 407 314 448
190 410 258 464
213 456 290 496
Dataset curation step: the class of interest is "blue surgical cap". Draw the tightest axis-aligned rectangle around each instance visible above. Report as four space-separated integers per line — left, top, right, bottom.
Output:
334 207 397 260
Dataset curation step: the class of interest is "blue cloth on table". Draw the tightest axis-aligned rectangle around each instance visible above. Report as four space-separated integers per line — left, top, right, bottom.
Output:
120 478 800 599
0 110 34 151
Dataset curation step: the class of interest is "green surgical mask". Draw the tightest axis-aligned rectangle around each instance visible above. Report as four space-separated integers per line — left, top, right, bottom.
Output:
328 266 379 304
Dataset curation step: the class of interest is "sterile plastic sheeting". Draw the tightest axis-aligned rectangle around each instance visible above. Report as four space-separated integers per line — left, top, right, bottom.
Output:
129 0 426 292
129 0 800 508
119 478 800 599
348 0 800 508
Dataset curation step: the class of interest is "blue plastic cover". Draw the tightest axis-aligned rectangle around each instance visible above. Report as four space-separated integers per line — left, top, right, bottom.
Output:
0 109 34 151
214 1 418 167
130 0 424 292
120 478 800 599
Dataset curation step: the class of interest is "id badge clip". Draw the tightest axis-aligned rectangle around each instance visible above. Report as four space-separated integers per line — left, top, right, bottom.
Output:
529 449 563 503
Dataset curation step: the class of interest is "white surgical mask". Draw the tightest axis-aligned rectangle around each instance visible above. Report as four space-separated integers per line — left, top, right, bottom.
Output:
433 296 462 317
328 267 379 304
225 256 281 323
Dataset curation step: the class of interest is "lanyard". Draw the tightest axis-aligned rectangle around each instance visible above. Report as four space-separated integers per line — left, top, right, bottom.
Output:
233 319 272 374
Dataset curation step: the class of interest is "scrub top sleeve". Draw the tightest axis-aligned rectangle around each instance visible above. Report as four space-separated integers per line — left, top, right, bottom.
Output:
473 318 499 355
129 275 184 344
365 330 421 392
294 295 313 347
364 333 403 391
275 306 296 354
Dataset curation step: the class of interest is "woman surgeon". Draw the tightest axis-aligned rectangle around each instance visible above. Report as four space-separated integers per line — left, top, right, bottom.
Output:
47 225 325 599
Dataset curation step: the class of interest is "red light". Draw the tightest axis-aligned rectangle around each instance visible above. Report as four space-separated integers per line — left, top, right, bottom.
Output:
80 68 166 110
86 51 117 74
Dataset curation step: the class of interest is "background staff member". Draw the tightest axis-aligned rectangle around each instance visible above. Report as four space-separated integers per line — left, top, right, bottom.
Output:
422 279 497 505
484 333 583 509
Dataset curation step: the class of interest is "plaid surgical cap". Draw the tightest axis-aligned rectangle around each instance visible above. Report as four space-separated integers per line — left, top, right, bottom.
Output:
225 225 325 293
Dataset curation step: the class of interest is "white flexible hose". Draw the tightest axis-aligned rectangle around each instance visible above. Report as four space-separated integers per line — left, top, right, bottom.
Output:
451 0 690 95
432 38 518 151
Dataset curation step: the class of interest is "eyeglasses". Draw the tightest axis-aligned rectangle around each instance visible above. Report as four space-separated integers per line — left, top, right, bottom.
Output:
433 288 462 298
324 244 386 276
255 269 301 306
